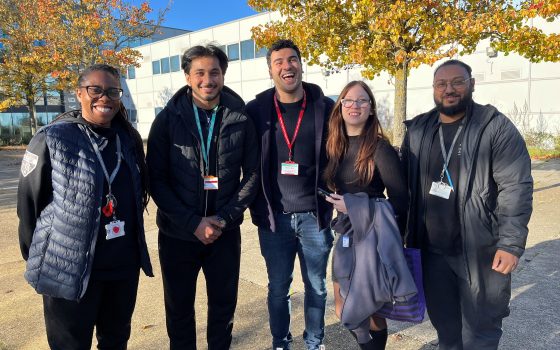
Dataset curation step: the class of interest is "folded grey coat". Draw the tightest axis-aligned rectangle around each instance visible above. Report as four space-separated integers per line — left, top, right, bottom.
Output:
332 193 417 342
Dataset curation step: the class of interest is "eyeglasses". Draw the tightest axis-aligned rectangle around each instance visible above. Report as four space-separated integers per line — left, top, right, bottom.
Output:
433 78 472 92
80 86 123 100
341 98 371 108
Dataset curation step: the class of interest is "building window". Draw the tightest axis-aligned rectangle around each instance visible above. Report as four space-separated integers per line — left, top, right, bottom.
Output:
36 113 51 126
256 45 267 58
241 39 255 60
127 66 136 79
45 89 62 105
127 109 138 123
217 45 226 54
501 69 521 80
155 107 164 117
227 43 239 61
161 57 170 74
152 60 161 75
472 72 484 82
170 55 180 72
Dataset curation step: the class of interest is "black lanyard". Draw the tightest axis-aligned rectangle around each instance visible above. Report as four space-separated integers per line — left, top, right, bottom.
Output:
438 118 464 189
83 126 122 218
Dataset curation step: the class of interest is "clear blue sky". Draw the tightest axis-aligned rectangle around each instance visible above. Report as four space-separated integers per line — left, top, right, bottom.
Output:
144 0 259 31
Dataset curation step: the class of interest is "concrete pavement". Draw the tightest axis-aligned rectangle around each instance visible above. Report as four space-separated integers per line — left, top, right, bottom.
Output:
0 149 559 349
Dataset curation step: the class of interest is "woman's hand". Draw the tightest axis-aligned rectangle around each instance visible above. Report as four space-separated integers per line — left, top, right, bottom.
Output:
325 193 347 214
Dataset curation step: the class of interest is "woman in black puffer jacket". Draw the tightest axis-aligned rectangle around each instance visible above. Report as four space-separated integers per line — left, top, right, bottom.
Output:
18 64 153 350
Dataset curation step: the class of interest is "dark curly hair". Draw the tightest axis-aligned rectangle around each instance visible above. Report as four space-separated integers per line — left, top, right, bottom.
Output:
181 44 229 75
266 39 302 68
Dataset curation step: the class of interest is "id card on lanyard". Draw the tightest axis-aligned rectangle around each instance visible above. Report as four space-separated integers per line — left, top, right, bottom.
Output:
83 126 126 240
193 103 219 190
429 118 464 200
274 91 307 176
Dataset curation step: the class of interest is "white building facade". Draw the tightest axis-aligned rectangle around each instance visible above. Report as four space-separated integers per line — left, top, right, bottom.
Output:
122 12 560 140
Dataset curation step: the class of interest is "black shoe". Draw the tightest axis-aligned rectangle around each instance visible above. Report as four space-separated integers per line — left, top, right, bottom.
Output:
358 329 388 350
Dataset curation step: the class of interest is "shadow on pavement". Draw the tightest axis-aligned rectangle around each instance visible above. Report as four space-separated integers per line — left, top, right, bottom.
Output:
533 183 560 193
502 238 560 350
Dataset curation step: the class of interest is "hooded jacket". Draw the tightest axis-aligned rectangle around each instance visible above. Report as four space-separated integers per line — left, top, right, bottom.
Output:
245 82 334 231
401 102 533 318
146 85 259 241
18 111 153 301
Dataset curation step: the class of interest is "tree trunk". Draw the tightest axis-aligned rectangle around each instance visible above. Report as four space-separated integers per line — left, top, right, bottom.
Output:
27 96 37 136
392 62 408 146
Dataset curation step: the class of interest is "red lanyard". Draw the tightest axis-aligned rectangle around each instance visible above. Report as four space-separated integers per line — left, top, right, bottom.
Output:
273 90 307 161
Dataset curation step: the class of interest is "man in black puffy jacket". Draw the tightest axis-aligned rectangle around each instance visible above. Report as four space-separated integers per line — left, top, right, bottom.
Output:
147 44 259 349
402 59 533 350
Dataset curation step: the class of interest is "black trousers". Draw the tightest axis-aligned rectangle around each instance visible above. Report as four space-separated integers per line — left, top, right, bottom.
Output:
43 272 140 350
159 227 241 350
422 251 503 350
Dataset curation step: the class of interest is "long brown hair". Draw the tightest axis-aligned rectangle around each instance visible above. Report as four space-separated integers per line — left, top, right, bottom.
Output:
323 81 386 191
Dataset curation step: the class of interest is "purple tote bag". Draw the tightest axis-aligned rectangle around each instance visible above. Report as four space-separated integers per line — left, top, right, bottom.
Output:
375 247 426 323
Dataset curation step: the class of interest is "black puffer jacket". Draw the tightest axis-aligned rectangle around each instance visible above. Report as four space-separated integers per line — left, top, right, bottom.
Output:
147 85 259 241
18 111 153 301
402 102 533 319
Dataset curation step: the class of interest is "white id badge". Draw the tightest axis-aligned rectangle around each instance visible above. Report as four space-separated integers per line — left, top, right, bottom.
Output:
342 235 350 248
204 176 219 190
429 181 452 199
281 161 299 176
105 220 125 240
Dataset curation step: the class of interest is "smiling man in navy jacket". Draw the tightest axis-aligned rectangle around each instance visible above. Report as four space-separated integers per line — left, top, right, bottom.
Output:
245 39 334 350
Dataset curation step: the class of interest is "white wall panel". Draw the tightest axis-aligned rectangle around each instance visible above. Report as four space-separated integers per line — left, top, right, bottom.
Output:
188 29 215 47
213 22 239 43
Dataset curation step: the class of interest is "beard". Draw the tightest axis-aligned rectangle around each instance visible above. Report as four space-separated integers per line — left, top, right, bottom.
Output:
434 89 473 116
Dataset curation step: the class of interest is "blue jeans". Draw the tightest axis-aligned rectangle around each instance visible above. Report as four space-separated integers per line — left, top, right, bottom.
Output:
258 212 334 350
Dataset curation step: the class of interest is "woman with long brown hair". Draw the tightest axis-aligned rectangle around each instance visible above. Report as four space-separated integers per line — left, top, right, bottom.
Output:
324 81 408 349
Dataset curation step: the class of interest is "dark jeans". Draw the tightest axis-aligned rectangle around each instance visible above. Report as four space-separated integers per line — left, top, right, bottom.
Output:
258 212 334 350
159 227 241 350
43 272 140 350
422 251 503 350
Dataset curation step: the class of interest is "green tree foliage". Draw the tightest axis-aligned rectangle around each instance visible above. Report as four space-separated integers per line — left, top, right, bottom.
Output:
248 0 560 144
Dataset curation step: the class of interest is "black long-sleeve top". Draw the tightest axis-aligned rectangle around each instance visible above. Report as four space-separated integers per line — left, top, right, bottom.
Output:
334 136 408 235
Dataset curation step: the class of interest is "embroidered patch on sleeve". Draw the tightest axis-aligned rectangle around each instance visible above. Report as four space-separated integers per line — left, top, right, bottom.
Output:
21 151 39 177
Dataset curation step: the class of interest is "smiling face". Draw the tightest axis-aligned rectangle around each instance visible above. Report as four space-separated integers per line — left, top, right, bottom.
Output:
341 84 372 136
268 48 304 102
76 70 121 127
433 64 475 122
186 56 224 109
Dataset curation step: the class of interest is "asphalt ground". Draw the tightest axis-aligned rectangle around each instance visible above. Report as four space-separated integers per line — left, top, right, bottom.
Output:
0 149 559 350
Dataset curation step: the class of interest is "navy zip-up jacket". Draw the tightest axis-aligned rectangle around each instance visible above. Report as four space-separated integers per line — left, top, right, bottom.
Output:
246 82 334 231
18 111 153 301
